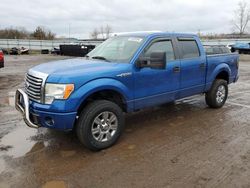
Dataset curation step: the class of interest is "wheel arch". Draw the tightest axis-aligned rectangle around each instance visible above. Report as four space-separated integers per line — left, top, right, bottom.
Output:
215 71 229 83
74 78 132 115
212 63 231 84
77 89 128 115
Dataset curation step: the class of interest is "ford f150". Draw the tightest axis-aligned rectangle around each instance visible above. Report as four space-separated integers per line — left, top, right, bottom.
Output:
15 32 239 150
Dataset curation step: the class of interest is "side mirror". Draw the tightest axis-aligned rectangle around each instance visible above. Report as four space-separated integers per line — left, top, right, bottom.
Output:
136 52 166 69
149 52 167 69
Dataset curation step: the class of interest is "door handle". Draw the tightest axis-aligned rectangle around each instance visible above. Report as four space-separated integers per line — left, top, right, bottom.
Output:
200 63 206 69
173 66 180 73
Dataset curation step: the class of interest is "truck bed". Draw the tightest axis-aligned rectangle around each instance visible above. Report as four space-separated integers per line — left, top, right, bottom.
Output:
205 53 239 91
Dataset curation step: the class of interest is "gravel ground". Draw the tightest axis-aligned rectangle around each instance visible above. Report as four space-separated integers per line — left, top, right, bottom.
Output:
0 54 250 188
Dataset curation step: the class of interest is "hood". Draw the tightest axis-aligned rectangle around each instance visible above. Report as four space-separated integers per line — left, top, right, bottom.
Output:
30 58 132 89
32 58 121 75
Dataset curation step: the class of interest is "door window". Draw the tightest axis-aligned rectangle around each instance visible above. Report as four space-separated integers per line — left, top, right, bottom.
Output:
178 39 200 59
143 40 175 61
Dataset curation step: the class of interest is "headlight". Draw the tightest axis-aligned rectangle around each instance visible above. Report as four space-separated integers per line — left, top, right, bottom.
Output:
45 83 74 104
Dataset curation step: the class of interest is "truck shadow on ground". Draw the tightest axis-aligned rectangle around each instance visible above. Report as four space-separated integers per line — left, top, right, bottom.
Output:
28 96 214 154
34 99 203 141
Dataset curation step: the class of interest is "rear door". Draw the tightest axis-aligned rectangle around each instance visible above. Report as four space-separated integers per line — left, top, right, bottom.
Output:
177 38 206 98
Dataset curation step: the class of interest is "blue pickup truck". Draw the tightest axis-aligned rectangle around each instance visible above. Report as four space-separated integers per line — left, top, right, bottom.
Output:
15 32 239 150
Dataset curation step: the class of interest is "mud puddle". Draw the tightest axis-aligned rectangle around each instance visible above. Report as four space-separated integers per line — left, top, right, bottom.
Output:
0 126 40 158
0 125 49 174
42 181 67 188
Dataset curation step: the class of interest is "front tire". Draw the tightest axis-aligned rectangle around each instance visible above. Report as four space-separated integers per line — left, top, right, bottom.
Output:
76 100 124 151
205 79 228 108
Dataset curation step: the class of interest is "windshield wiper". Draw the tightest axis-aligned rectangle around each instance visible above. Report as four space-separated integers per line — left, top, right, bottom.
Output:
91 56 110 62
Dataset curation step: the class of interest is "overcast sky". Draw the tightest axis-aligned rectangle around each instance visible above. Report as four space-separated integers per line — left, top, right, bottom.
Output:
0 0 245 38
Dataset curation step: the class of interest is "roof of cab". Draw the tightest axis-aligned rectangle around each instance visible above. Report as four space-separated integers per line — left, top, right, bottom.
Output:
114 31 197 38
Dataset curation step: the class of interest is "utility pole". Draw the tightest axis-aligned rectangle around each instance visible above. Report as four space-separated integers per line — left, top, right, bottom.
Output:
197 29 201 37
68 23 71 41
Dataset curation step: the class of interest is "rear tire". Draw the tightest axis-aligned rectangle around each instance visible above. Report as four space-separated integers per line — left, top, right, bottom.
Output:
205 79 228 108
76 100 124 151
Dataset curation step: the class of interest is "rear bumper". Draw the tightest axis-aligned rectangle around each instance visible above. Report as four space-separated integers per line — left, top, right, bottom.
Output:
15 89 77 130
0 61 4 68
234 75 239 82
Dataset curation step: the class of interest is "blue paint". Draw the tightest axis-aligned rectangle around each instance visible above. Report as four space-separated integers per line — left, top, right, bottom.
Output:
27 32 239 130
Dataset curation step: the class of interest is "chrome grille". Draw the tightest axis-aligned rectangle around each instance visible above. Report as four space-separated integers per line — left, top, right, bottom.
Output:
25 74 43 102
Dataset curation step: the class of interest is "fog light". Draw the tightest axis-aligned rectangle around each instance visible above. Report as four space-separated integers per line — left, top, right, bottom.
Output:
45 117 54 126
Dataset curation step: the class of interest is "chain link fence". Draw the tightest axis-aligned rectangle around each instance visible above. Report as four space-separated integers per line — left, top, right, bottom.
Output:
0 38 249 50
0 39 103 50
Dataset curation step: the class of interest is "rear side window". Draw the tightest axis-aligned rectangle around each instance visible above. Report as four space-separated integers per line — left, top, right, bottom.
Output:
213 47 221 54
144 40 175 61
221 47 231 53
204 46 213 55
178 39 200 59
204 46 231 55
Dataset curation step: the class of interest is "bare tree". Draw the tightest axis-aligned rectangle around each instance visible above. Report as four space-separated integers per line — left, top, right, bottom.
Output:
232 1 250 36
46 31 56 40
32 26 46 40
99 26 105 39
89 25 113 39
105 24 112 38
90 28 99 39
32 26 55 40
0 27 30 39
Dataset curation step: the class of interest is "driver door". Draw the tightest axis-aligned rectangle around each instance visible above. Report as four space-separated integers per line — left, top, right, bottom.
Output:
134 38 181 110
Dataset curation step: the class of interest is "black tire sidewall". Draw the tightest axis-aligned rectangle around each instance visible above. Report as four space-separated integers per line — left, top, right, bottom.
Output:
77 100 124 151
214 81 228 107
206 79 228 108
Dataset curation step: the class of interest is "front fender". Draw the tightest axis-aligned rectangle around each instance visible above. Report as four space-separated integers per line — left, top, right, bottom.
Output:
30 78 133 113
71 78 133 112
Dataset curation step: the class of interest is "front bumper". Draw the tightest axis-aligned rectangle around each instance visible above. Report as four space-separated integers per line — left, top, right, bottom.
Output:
15 89 39 128
15 89 77 130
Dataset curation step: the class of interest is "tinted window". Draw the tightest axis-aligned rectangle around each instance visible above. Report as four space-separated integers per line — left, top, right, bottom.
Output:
204 46 213 55
221 47 230 53
213 47 221 54
204 46 231 55
144 40 175 61
178 39 200 59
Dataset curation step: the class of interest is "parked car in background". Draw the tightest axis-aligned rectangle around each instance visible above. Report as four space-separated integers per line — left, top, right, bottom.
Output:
16 32 239 151
51 47 61 55
231 42 250 54
204 45 231 55
20 47 29 55
0 48 9 55
0 49 4 68
226 43 234 51
8 47 29 55
9 47 19 55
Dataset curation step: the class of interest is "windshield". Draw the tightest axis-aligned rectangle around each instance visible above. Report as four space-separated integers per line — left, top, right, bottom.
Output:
87 36 145 63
